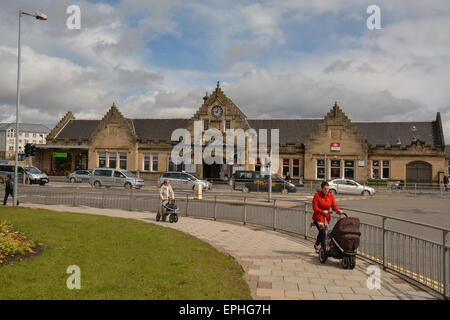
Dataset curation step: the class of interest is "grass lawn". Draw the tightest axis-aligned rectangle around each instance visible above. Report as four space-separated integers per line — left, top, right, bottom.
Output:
0 207 251 300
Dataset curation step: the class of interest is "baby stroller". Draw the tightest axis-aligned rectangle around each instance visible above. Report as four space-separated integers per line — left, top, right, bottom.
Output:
318 212 361 269
156 199 179 223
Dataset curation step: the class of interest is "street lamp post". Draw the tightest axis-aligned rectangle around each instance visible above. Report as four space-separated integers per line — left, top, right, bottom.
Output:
13 10 47 206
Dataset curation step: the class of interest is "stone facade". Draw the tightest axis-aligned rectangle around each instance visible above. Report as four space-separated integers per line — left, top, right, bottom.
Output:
35 83 447 184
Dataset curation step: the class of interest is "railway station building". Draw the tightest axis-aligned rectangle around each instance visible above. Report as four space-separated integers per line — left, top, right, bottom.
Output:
33 82 448 185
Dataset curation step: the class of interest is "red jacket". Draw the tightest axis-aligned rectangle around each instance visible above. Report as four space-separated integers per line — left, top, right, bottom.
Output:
312 191 340 223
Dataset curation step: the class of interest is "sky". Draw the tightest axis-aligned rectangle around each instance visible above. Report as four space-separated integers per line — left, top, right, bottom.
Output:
0 0 449 142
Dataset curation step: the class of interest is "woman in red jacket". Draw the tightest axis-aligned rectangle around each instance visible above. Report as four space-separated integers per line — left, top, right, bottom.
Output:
312 181 343 253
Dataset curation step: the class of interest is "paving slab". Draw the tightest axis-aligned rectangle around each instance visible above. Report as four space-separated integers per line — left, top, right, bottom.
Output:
20 203 440 300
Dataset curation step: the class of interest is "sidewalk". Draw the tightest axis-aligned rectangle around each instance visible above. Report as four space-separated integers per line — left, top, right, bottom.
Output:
21 203 438 300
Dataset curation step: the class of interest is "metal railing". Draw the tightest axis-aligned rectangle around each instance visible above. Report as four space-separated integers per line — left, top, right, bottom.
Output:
6 185 449 299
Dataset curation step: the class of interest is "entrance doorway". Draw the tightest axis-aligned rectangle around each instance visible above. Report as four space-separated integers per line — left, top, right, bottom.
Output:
406 161 432 185
203 161 221 179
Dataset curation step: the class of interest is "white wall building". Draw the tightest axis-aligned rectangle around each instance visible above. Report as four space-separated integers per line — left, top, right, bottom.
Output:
0 123 50 160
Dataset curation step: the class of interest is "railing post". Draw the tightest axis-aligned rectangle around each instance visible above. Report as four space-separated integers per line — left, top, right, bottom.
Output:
129 189 133 211
102 188 105 208
214 195 217 221
243 197 247 225
303 203 309 239
185 193 189 217
273 199 277 231
72 190 76 207
414 184 417 197
443 230 448 299
382 216 387 270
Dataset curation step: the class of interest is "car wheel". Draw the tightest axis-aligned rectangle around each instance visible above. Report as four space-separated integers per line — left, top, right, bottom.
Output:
242 186 250 193
330 189 337 195
94 181 101 188
70 177 76 184
281 188 288 194
362 190 370 196
124 182 132 189
39 182 46 186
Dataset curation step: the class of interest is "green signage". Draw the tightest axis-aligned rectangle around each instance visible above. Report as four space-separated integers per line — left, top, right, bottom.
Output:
53 152 67 158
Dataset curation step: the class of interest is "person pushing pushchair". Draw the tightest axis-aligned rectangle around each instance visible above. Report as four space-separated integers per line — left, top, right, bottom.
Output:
159 179 175 220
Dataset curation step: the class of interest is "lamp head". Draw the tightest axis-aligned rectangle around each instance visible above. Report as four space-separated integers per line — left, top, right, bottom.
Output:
35 12 48 20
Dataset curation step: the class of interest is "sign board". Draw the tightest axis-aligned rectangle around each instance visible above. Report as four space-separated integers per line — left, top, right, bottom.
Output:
53 152 68 158
330 142 341 152
4 160 25 165
358 160 365 167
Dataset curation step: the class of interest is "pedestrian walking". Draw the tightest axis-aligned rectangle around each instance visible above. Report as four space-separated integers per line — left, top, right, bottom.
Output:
159 179 175 218
444 174 449 192
3 174 19 206
311 181 342 253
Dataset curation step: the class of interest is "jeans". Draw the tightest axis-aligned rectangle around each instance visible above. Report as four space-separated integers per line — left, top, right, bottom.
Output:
445 184 448 192
314 221 326 249
3 189 15 205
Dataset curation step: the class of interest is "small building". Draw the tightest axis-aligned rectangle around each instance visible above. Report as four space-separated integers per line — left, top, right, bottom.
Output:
0 123 50 160
34 82 447 184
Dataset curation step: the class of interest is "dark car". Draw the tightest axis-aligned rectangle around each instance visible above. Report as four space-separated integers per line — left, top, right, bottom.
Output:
232 170 296 193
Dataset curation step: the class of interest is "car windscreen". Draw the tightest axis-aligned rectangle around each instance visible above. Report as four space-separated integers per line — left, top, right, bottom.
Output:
186 174 200 180
121 170 135 177
26 167 41 174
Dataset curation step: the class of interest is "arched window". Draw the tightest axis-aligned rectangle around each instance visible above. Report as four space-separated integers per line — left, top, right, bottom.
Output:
7 128 16 138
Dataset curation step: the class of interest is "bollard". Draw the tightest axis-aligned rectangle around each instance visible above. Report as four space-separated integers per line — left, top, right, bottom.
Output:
194 183 203 200
185 193 189 216
243 197 247 225
273 200 277 231
213 195 217 221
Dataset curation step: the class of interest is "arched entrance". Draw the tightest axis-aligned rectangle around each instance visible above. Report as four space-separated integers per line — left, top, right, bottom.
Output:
406 161 432 184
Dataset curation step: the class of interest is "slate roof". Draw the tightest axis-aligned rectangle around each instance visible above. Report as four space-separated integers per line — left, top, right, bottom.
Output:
445 145 450 159
52 118 444 149
0 123 50 133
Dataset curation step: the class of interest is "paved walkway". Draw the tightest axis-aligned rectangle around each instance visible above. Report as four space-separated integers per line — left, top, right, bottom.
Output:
21 203 438 300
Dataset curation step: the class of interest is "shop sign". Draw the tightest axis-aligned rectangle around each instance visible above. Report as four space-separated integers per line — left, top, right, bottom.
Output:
330 142 341 152
53 152 68 158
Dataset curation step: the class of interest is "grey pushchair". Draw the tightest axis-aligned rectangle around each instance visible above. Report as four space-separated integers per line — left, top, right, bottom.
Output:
156 199 179 223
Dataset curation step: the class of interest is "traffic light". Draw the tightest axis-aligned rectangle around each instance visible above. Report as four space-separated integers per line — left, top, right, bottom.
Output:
24 143 31 157
30 144 36 157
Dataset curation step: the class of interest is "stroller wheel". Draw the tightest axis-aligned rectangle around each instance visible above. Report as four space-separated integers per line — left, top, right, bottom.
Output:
173 214 179 223
169 215 174 223
156 213 161 222
319 247 327 263
350 255 356 269
342 256 351 269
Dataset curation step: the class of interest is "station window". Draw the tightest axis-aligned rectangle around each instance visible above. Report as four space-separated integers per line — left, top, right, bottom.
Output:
372 160 380 179
108 152 117 168
119 153 127 169
7 128 15 137
143 154 150 171
282 159 290 177
203 119 209 131
98 152 106 168
330 160 341 179
152 154 159 171
225 120 231 130
316 159 325 179
344 160 355 179
255 158 261 172
293 159 300 177
382 160 390 179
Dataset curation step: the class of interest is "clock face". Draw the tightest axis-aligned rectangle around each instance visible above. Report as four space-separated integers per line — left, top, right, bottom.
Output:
211 106 223 118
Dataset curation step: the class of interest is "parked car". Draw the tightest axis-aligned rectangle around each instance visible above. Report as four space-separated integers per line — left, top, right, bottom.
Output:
89 168 144 189
0 163 48 185
328 179 376 196
232 170 296 193
158 172 212 191
68 170 92 183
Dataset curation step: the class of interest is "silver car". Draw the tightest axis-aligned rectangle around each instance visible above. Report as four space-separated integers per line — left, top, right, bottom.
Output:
158 172 212 191
90 168 145 189
68 170 91 183
0 163 48 185
328 179 376 196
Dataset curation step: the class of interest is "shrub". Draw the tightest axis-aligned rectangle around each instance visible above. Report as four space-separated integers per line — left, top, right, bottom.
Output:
0 221 37 264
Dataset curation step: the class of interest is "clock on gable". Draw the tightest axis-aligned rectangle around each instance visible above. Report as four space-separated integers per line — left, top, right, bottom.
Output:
211 106 223 118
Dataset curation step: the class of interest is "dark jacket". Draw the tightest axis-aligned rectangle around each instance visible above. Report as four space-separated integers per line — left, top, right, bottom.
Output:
5 179 13 191
444 176 449 184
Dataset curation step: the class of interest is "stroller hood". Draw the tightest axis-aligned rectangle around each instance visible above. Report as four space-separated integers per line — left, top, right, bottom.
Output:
332 217 361 251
